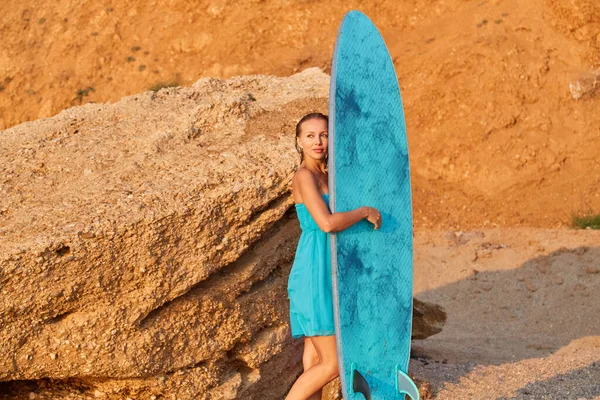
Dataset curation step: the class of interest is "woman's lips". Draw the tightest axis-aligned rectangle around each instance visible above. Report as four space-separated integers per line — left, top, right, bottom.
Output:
314 149 324 153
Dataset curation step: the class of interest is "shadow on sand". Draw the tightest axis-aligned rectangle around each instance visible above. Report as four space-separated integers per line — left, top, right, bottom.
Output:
410 243 600 396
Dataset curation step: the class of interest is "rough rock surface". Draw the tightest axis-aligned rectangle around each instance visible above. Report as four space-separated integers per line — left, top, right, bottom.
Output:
0 68 444 399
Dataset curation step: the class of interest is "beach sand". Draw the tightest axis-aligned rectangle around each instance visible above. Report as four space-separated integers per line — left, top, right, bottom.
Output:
411 228 600 399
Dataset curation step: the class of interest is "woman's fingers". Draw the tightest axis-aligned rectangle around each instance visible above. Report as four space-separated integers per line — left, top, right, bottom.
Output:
366 207 382 230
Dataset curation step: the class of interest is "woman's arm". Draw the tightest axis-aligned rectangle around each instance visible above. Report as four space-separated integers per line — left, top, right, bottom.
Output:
326 207 369 233
295 169 372 233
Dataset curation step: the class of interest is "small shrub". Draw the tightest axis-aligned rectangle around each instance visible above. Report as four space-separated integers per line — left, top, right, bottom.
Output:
75 86 96 103
572 211 600 230
149 81 179 92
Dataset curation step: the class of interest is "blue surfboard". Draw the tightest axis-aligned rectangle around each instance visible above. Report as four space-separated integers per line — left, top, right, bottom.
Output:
328 11 418 400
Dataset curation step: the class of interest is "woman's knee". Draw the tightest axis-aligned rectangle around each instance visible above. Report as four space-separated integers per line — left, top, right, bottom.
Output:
302 339 320 370
309 335 338 378
323 361 339 380
302 352 320 371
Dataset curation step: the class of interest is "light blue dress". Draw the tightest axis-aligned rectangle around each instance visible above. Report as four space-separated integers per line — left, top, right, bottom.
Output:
287 193 336 339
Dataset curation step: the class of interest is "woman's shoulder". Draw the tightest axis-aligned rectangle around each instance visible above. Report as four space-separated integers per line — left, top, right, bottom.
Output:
293 167 316 186
293 166 311 178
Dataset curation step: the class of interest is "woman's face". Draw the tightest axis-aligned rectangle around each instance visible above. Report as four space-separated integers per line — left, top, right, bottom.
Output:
297 118 328 161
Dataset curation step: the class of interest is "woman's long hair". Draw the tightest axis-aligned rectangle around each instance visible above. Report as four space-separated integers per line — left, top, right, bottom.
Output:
295 112 329 170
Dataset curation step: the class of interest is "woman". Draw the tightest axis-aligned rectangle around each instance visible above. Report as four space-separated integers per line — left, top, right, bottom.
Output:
286 113 382 400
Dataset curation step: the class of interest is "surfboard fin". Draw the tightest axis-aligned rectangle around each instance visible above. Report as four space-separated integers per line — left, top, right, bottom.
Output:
350 362 371 400
395 364 419 400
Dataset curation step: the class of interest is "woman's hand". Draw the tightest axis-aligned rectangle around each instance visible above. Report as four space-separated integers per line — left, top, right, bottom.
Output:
364 206 382 230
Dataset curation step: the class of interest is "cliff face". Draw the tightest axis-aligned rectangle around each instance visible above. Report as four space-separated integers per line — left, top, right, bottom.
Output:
0 68 443 399
2 0 600 230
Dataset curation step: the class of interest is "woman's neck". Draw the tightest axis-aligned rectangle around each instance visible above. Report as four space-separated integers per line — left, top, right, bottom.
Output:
302 160 327 174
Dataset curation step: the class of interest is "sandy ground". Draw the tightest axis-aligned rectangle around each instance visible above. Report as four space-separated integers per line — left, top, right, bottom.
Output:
410 228 600 399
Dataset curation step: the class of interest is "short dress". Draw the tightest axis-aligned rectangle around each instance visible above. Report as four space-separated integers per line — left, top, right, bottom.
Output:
287 192 336 339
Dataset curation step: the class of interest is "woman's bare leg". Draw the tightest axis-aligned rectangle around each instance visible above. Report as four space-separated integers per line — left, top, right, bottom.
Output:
285 335 339 400
302 337 322 400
